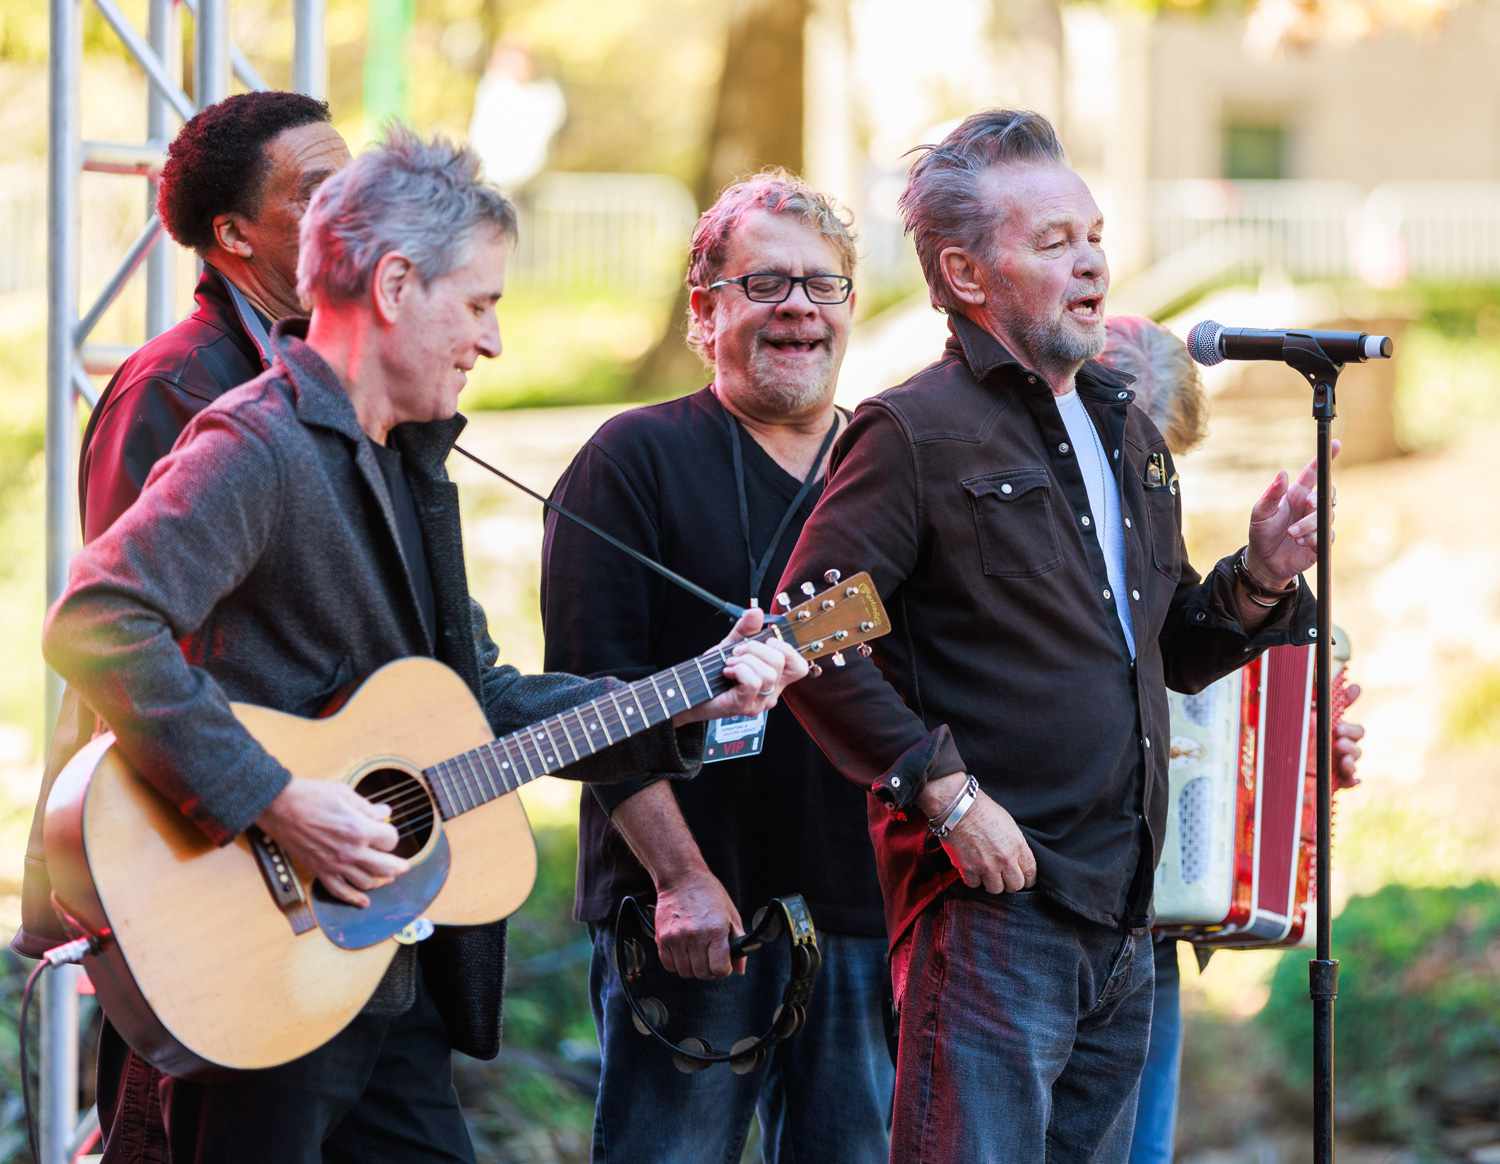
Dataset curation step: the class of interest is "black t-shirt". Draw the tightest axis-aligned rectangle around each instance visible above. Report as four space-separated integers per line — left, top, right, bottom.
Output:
540 387 885 937
368 437 437 647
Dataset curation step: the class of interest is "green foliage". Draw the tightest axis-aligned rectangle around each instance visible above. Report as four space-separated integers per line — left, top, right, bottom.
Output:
0 949 101 1164
0 950 31 1164
464 288 678 411
1400 282 1500 340
1447 667 1500 749
454 819 596 1162
1259 882 1500 1147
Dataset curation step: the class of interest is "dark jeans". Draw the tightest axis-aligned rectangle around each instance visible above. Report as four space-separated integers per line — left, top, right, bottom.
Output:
1128 939 1183 1164
96 968 474 1164
588 924 893 1164
890 888 1155 1164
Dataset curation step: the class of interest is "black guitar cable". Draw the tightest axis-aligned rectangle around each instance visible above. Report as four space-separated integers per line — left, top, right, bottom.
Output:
19 937 97 1164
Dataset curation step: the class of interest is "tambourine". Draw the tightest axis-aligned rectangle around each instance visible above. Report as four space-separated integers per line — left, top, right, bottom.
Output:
614 894 822 1074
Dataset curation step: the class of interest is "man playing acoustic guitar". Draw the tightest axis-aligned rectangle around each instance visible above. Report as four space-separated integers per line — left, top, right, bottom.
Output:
41 128 806 1164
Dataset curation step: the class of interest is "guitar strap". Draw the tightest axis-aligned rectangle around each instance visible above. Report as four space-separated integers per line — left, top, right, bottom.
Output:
613 894 822 1074
453 444 747 622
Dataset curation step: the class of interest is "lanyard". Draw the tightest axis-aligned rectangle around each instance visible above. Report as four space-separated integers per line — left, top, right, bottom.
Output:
724 406 841 608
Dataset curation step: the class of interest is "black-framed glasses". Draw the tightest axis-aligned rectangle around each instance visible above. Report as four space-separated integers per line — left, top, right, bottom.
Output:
707 272 854 305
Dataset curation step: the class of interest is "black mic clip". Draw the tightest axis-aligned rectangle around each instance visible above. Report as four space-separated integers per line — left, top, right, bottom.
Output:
1281 334 1342 419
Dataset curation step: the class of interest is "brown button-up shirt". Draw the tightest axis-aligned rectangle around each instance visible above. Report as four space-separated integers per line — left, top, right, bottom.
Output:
779 314 1314 943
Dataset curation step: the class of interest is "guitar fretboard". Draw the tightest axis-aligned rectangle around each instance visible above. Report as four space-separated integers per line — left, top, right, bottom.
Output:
422 636 758 819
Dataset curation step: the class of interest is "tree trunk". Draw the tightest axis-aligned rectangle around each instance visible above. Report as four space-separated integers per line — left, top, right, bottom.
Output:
627 0 809 399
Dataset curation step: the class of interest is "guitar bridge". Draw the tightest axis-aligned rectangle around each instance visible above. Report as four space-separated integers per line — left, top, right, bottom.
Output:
248 827 316 935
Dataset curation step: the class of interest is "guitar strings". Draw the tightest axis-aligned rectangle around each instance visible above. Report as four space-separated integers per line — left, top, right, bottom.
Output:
355 650 746 830
302 635 816 866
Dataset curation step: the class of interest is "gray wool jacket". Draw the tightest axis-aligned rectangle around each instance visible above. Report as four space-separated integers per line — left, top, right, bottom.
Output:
41 319 704 1060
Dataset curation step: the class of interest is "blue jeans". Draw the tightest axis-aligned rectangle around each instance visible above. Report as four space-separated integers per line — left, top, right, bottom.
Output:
1128 939 1183 1164
589 924 892 1164
890 889 1155 1164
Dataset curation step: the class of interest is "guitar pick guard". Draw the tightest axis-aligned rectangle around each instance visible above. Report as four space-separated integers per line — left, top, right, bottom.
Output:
311 832 451 950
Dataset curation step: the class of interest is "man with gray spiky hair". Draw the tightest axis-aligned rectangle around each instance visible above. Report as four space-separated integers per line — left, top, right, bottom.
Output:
778 110 1329 1160
43 128 803 1163
541 169 892 1163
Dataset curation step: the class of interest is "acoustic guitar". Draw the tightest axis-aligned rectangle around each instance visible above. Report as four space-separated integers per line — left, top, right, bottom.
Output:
44 572 888 1078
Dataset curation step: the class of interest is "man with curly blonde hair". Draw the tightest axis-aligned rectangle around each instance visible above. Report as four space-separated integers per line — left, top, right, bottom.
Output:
542 169 892 1163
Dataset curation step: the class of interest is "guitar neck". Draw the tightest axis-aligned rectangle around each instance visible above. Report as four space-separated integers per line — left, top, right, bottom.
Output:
422 635 763 819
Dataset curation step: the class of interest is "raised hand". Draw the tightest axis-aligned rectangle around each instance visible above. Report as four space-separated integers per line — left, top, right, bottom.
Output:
1246 440 1341 587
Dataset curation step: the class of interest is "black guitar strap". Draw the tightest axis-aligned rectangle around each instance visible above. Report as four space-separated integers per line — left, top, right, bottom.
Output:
452 443 746 622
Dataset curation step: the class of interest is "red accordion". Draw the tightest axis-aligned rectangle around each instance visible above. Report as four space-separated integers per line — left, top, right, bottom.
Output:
1153 640 1351 949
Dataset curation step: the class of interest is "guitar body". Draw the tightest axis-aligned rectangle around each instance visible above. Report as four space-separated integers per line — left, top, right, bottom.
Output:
40 570 893 1079
44 657 537 1077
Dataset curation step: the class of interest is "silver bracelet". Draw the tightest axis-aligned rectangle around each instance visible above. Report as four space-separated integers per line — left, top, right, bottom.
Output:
929 774 979 839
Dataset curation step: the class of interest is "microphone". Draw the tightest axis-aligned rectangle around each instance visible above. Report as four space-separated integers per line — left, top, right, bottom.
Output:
1187 320 1392 368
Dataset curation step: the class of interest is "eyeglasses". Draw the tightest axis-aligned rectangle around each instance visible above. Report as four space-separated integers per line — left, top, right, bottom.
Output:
706 272 854 305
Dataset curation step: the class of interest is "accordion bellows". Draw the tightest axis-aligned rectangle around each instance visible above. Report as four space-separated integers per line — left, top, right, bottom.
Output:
1155 643 1350 949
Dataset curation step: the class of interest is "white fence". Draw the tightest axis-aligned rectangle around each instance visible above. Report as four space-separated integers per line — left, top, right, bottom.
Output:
6 173 1500 313
1147 179 1500 285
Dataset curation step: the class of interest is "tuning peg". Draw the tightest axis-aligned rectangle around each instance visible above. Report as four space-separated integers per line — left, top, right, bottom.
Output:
831 652 846 667
823 568 842 584
800 581 816 597
857 643 873 658
775 591 791 611
808 663 823 678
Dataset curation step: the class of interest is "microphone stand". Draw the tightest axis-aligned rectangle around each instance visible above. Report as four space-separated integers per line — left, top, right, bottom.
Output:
1282 333 1345 1164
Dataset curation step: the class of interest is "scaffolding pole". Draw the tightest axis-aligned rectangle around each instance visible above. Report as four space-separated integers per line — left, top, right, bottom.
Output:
145 0 177 339
41 3 323 1158
295 0 326 99
41 3 82 1161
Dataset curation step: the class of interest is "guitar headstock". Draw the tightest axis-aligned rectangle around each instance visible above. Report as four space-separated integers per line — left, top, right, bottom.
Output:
770 570 890 674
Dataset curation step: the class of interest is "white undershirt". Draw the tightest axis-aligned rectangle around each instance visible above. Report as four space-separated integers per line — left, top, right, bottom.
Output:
1054 389 1136 659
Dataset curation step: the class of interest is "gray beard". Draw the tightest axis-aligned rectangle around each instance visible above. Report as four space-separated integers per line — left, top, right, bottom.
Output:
1021 313 1106 366
743 344 834 414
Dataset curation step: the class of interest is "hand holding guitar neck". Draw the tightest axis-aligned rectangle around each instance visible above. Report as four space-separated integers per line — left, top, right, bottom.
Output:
256 779 410 908
672 605 810 726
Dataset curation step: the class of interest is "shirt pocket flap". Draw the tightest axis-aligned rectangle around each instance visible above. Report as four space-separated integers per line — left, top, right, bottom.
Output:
962 467 1051 504
961 468 1061 578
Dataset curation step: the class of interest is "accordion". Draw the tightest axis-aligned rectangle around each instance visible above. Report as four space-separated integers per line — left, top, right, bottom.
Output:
1153 639 1351 949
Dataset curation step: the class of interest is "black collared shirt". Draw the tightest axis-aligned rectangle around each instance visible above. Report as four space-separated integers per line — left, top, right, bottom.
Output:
779 314 1315 942
78 267 268 543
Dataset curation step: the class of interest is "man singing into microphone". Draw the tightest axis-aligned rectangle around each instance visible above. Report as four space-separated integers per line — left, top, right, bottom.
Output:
778 109 1332 1162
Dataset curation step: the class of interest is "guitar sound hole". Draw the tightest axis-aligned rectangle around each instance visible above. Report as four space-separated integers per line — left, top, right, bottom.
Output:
355 768 436 859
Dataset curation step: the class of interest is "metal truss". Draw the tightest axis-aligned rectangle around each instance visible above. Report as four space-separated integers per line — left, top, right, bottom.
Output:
43 3 325 1160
